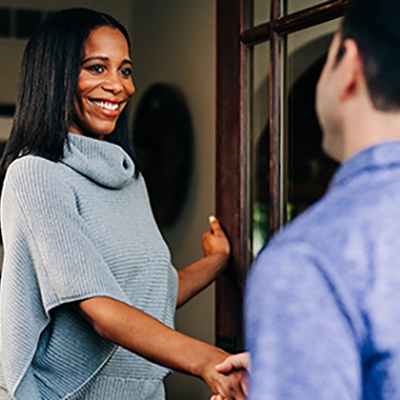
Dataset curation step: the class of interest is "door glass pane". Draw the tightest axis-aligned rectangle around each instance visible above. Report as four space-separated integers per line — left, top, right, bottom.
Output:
286 0 328 15
286 18 341 221
251 41 270 257
253 0 270 26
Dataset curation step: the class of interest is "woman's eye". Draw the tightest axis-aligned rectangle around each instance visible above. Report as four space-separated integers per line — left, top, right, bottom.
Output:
120 67 132 77
88 64 104 73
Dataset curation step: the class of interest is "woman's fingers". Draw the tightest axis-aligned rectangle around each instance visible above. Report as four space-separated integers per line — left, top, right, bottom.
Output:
202 216 230 257
209 215 222 234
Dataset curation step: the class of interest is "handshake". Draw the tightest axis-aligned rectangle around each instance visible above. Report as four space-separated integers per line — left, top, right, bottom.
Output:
209 352 250 400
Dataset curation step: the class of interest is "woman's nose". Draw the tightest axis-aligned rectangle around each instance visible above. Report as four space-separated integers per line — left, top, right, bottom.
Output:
102 72 123 93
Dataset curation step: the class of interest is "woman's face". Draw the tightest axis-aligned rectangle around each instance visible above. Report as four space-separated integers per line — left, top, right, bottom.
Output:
68 26 135 139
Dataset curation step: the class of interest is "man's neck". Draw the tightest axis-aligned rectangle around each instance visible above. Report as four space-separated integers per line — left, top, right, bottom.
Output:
342 108 400 161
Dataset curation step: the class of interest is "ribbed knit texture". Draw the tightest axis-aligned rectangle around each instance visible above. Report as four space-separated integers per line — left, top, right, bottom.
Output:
0 134 178 399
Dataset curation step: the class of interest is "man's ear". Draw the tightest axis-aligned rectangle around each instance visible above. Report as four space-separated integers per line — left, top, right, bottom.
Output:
337 38 363 102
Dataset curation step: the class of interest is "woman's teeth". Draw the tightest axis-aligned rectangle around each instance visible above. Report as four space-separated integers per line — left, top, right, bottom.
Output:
92 100 119 111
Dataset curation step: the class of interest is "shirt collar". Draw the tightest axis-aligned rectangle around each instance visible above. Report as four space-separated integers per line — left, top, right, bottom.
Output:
331 140 400 188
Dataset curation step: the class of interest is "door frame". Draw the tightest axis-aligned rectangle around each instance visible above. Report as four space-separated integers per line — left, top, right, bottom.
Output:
215 0 349 352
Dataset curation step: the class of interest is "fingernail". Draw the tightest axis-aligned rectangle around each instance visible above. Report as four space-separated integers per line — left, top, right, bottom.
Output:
209 215 216 222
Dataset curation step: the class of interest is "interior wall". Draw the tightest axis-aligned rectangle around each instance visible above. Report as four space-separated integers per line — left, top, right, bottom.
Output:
131 1 216 398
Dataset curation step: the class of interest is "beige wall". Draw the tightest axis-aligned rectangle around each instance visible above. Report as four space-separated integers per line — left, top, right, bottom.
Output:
131 1 216 398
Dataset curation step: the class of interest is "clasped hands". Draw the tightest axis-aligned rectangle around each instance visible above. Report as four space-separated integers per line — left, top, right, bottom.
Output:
209 353 250 400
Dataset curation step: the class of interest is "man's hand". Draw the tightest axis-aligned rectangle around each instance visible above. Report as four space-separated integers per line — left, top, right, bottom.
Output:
215 352 250 373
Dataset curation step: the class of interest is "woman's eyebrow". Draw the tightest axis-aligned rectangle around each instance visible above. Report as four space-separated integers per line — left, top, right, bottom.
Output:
81 56 133 65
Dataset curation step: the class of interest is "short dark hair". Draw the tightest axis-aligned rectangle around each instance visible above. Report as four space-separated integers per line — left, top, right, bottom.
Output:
339 0 400 111
0 8 139 184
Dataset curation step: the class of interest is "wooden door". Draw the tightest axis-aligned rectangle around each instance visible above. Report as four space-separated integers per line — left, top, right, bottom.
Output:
215 0 349 352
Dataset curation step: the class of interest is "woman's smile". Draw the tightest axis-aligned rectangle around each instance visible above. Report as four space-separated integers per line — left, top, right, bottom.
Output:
89 98 124 116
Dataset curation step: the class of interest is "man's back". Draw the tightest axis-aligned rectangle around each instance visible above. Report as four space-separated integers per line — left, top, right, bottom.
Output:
246 141 400 399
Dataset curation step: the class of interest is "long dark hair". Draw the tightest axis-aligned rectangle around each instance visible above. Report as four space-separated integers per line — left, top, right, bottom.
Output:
0 8 139 185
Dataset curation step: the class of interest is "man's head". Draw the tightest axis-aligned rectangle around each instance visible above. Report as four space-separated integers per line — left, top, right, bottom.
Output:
316 0 400 162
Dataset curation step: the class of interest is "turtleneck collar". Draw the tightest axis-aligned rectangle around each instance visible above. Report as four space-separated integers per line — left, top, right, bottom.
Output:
61 133 135 189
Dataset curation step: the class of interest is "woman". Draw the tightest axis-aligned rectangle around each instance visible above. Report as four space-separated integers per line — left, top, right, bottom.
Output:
0 8 246 400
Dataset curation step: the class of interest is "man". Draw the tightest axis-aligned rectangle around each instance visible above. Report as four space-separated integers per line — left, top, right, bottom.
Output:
245 0 400 398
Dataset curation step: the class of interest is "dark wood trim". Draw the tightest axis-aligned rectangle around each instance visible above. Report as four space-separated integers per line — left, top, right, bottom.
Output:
275 0 350 35
269 0 282 236
240 22 271 47
240 0 349 46
215 0 247 352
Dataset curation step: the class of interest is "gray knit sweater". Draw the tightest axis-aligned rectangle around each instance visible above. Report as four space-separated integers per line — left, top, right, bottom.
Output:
0 134 178 399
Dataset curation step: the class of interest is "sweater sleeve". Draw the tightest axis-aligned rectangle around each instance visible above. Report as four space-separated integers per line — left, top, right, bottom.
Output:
2 155 129 312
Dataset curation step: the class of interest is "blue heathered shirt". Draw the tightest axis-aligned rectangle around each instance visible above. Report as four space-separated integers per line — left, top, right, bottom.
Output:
245 141 400 400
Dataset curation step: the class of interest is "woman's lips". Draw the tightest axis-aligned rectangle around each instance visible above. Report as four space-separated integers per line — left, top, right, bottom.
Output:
89 99 124 116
